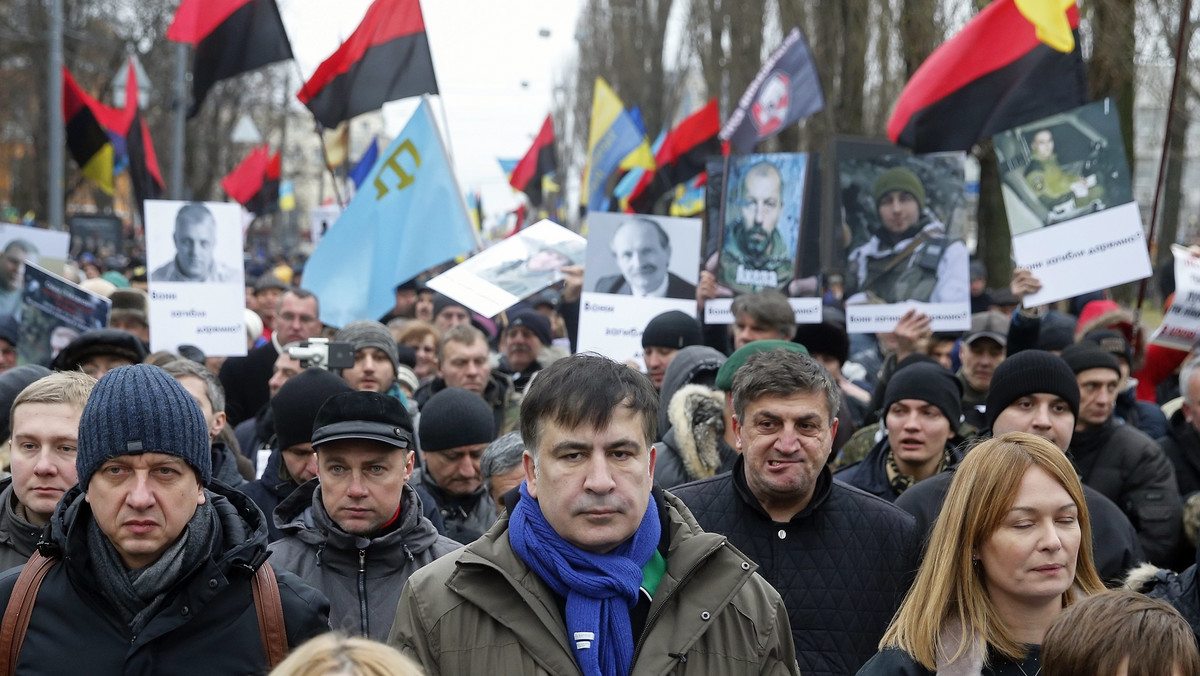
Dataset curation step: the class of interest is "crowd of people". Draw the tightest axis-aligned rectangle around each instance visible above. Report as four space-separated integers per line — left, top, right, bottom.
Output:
0 236 1198 675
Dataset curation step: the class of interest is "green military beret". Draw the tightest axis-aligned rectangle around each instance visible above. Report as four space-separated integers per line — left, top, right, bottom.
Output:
714 339 809 391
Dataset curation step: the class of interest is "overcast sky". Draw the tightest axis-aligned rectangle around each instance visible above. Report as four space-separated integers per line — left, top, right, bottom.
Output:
280 0 583 219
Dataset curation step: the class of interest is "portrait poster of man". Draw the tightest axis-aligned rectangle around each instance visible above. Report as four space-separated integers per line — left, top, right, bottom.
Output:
0 225 69 318
714 153 807 295
425 219 586 318
17 263 110 367
995 99 1150 306
838 152 971 333
577 212 701 370
144 200 247 357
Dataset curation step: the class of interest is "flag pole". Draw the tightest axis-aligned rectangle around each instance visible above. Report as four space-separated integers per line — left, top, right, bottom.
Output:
424 94 481 252
1136 0 1192 316
291 59 346 209
47 0 64 230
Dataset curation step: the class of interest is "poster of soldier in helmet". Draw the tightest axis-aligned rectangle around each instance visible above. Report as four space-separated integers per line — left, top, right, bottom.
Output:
425 219 586 318
994 99 1150 306
838 150 971 333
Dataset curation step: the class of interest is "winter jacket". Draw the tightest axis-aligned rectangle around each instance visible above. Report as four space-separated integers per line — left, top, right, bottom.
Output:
414 370 521 436
671 459 920 676
268 479 460 641
1070 417 1182 566
1159 409 1200 500
655 345 726 441
894 468 1145 584
238 445 300 542
0 482 330 674
653 383 738 489
857 644 1042 676
411 467 498 545
210 441 245 488
835 436 963 502
1128 548 1200 641
218 340 279 427
0 477 39 571
389 488 800 675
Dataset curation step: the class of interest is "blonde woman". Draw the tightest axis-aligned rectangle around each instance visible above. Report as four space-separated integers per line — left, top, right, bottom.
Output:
858 432 1105 675
269 633 423 676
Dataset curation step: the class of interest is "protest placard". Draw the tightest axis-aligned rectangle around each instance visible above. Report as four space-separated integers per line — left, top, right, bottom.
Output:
18 263 111 367
145 200 247 356
1150 245 1200 351
577 213 700 367
425 220 586 318
838 150 971 333
995 99 1150 305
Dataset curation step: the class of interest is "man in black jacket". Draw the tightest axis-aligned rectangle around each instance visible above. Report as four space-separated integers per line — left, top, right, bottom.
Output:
673 349 919 676
0 364 330 673
1060 342 1181 566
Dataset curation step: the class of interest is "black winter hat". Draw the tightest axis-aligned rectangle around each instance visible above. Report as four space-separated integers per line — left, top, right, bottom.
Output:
883 362 963 426
312 390 412 449
52 328 147 372
793 322 850 365
985 350 1080 428
0 365 52 438
432 294 469 322
271 369 354 451
1060 342 1121 378
641 311 701 350
419 387 496 452
0 314 18 346
77 364 211 488
507 309 552 347
1081 328 1133 367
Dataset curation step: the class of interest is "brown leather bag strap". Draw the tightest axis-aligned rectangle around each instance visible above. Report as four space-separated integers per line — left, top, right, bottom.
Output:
0 551 59 676
251 561 288 668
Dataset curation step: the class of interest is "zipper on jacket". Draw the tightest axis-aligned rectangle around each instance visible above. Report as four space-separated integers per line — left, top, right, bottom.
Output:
358 549 369 637
629 539 727 667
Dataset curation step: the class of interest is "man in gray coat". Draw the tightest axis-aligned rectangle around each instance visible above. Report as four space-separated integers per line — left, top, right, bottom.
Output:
269 390 458 641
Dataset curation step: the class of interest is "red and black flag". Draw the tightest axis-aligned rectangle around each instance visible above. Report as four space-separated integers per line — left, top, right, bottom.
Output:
298 0 439 129
221 145 281 216
509 115 556 208
120 60 165 217
628 99 721 213
168 0 294 117
887 0 1086 153
62 67 123 195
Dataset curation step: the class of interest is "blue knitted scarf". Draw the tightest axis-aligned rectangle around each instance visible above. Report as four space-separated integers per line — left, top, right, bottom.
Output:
509 481 661 676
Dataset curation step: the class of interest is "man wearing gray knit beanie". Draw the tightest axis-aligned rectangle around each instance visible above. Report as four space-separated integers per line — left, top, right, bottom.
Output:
334 320 400 396
0 364 330 673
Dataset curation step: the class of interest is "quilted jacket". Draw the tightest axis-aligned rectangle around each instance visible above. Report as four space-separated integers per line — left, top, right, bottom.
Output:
672 458 920 676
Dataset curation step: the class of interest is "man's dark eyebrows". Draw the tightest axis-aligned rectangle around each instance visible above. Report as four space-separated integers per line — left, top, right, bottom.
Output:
550 440 592 454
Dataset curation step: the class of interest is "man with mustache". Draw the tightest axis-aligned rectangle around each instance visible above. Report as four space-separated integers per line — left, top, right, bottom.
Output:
593 217 696 299
719 161 795 294
497 309 552 393
672 348 918 675
392 354 799 674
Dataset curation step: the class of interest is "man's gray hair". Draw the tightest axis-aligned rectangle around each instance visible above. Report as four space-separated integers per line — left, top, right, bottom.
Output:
159 358 226 413
1182 355 1200 407
480 431 525 491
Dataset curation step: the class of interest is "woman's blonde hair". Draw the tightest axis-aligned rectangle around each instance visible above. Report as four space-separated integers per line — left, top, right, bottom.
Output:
394 321 440 349
879 432 1105 669
268 633 424 676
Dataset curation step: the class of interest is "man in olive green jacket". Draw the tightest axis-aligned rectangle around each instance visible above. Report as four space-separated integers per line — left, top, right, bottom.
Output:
389 354 798 675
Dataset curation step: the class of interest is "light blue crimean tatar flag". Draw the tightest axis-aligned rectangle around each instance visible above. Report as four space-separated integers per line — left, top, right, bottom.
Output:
303 99 477 328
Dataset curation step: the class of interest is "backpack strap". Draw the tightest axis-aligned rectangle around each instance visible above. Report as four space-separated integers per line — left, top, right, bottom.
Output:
0 550 59 676
251 561 288 668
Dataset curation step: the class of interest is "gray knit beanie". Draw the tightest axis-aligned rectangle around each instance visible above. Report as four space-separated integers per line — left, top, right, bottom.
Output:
77 364 211 488
334 320 399 374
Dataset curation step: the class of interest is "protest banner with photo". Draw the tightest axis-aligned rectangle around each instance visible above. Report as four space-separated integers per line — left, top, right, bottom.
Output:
426 220 586 318
144 200 247 356
18 263 111 367
577 213 701 368
0 224 71 279
308 204 342 248
995 99 1150 305
1150 245 1200 351
68 214 124 261
837 150 971 333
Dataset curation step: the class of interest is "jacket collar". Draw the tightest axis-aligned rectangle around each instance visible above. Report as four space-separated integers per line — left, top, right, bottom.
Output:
731 454 834 522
